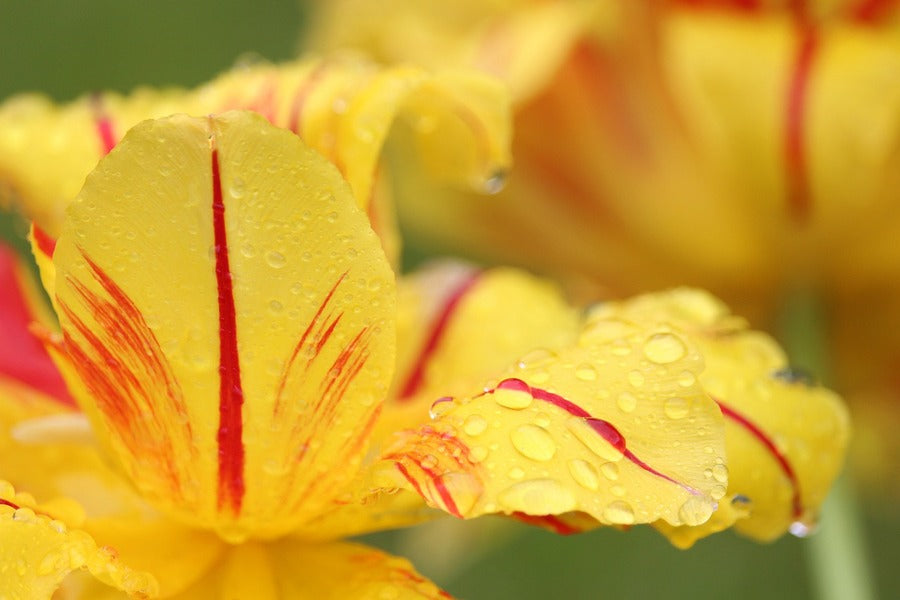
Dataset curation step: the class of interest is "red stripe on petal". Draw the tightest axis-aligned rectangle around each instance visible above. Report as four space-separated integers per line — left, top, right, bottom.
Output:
60 250 190 492
211 147 245 514
511 512 581 535
783 25 818 223
397 271 482 401
492 379 702 496
716 398 802 518
273 272 347 418
0 246 73 405
31 225 57 258
91 93 117 155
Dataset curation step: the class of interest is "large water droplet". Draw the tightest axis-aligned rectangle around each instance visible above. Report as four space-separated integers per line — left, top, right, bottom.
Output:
494 379 533 410
711 464 728 483
568 459 600 491
566 417 624 462
678 496 715 526
510 424 556 461
603 501 636 525
643 333 687 364
497 479 577 514
429 397 453 420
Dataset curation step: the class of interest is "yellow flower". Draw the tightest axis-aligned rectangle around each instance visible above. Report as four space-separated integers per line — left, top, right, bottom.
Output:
308 0 900 492
0 107 848 595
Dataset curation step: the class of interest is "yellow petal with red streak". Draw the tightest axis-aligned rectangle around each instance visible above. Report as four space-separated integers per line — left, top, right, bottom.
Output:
589 288 849 545
377 315 726 528
51 111 395 541
0 479 158 599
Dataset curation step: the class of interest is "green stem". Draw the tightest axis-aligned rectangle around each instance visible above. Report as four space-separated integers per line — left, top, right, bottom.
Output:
778 290 876 600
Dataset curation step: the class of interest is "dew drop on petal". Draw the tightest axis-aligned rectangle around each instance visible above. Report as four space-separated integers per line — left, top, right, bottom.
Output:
429 397 453 420
600 462 619 481
568 459 600 491
603 501 636 525
497 479 577 514
575 363 597 382
463 415 488 437
510 425 556 461
617 392 637 413
265 250 287 269
566 417 624 462
789 519 818 538
678 496 715 526
711 464 728 483
494 379 533 410
508 467 526 480
483 170 507 195
677 370 696 387
627 370 645 388
643 333 687 364
664 397 690 420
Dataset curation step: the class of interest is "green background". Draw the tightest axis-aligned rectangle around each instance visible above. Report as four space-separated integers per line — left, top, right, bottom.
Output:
1 1 897 598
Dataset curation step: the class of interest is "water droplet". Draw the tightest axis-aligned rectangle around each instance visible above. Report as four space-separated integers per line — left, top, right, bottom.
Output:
643 333 687 364
240 243 256 258
710 485 727 500
677 370 696 387
494 379 533 410
269 299 284 313
439 472 481 515
469 446 489 463
600 462 619 481
508 466 526 480
420 454 438 469
463 415 488 437
229 177 245 199
773 366 815 386
789 519 818 538
603 501 636 525
627 370 645 387
664 397 690 420
533 412 551 428
678 496 715 526
575 364 597 382
566 417 624 462
429 397 453 420
483 170 507 194
616 392 637 413
497 479 576 514
711 464 728 483
510 425 556 461
517 348 558 369
610 485 626 497
568 459 600 491
266 251 287 269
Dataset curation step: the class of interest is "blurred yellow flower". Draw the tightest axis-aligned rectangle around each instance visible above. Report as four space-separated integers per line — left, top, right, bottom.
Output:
309 0 900 494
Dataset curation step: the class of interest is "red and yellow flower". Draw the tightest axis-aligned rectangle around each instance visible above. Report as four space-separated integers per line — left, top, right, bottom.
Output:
0 54 848 597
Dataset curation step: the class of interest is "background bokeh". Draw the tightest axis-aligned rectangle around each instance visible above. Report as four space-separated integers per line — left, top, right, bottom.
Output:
1 1 897 598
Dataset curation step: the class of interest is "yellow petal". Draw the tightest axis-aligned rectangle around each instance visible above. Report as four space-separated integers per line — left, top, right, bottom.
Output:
51 111 395 541
378 262 579 442
589 288 850 545
0 55 511 268
377 316 726 528
0 479 158 599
